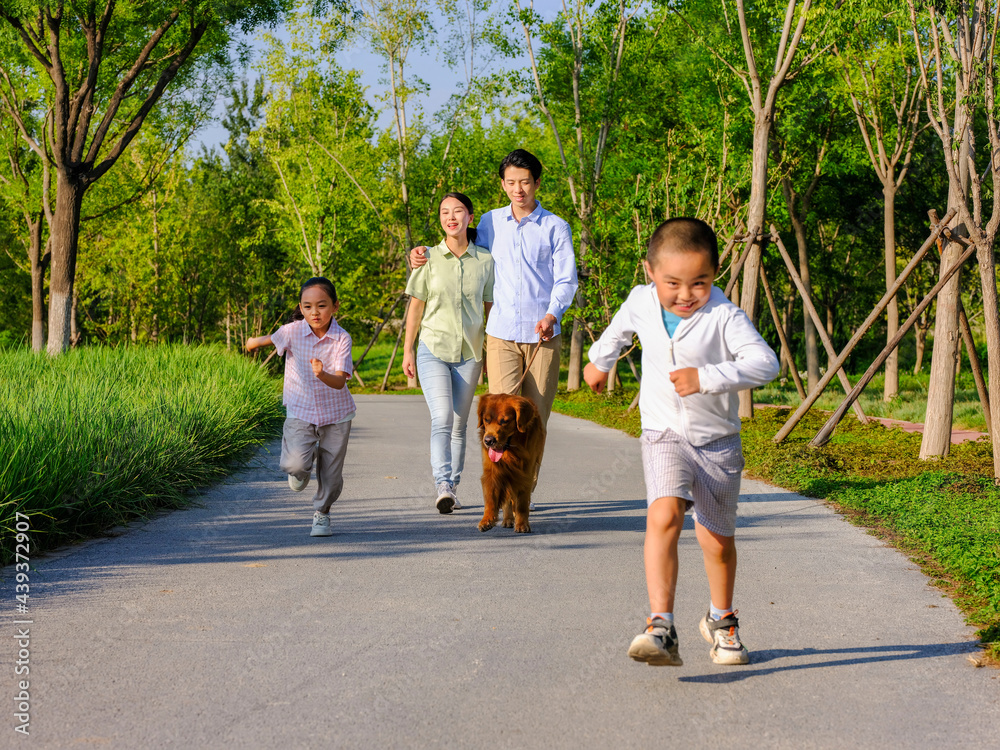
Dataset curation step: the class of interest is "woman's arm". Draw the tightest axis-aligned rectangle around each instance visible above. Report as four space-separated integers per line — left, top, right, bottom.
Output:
402 297 426 379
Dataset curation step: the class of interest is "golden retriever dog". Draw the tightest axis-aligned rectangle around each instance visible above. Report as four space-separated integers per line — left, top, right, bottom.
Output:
477 393 545 533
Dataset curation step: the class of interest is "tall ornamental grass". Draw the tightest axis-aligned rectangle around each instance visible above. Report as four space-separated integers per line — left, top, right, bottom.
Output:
0 345 283 565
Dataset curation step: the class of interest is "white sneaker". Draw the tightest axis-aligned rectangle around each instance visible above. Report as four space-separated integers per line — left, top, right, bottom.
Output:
288 473 310 492
310 512 333 537
699 610 750 665
435 482 456 514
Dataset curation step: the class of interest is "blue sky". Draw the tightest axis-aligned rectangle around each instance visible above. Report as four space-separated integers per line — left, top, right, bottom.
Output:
195 1 566 152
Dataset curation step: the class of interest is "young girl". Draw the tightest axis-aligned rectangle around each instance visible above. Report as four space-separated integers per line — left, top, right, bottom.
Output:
402 192 494 513
246 277 355 537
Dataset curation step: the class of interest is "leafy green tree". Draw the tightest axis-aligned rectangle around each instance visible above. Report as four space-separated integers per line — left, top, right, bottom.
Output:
0 0 289 354
834 2 926 401
0 95 49 350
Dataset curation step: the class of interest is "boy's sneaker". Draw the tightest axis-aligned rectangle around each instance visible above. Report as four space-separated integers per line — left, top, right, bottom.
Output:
699 610 750 665
435 482 456 514
310 511 333 537
627 617 683 666
288 473 310 492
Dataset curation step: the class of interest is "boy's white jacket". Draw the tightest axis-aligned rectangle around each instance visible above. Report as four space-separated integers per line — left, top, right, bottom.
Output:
588 284 780 446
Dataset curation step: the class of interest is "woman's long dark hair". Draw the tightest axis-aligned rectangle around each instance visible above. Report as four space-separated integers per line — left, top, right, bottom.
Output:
291 277 338 321
440 192 477 244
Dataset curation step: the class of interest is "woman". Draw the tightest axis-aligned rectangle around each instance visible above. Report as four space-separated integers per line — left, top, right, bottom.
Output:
402 193 494 514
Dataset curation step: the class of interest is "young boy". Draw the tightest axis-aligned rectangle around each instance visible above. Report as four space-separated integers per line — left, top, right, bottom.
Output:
583 218 779 666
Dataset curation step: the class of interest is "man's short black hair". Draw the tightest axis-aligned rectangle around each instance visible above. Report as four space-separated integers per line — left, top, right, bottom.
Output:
646 218 719 270
498 149 542 181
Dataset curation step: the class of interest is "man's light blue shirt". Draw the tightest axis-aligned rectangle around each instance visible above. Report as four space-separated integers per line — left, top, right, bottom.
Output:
475 201 578 343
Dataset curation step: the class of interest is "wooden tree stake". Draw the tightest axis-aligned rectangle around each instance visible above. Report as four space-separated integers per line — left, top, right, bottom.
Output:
380 298 411 392
774 209 955 443
771 226 869 425
957 298 991 433
761 265 807 400
810 236 978 447
723 234 757 298
718 231 742 267
353 292 406 374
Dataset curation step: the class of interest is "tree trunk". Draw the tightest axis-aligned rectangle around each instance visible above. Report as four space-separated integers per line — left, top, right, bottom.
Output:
778 302 793 380
914 316 927 374
740 112 770 325
28 219 48 353
46 174 84 355
737 110 771 418
883 183 899 400
920 235 962 459
779 293 795 379
568 316 584 391
976 239 1000 475
921 117 969 458
566 228 590 392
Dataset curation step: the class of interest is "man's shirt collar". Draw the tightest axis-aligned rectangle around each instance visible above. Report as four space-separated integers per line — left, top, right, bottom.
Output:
504 200 545 224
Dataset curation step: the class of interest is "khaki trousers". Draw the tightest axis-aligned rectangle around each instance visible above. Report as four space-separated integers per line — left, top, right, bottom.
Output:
485 334 562 427
280 417 351 513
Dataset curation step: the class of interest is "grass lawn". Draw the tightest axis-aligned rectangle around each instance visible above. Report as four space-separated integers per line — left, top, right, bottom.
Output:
754 369 988 432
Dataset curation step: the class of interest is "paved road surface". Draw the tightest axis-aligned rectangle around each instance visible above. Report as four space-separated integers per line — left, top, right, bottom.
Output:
3 394 997 748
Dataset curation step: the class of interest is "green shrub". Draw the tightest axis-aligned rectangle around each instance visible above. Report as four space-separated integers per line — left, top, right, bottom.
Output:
0 345 283 564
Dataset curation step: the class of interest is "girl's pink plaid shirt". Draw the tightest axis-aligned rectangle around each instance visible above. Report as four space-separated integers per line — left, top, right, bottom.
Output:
271 319 356 426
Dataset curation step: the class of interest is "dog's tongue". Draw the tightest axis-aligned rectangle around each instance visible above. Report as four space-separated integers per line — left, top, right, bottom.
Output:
488 447 504 463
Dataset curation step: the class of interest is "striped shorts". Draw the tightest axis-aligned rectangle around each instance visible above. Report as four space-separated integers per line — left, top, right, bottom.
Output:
640 428 744 537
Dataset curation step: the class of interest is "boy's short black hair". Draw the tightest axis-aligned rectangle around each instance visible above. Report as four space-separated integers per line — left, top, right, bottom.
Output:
498 149 542 181
646 218 719 270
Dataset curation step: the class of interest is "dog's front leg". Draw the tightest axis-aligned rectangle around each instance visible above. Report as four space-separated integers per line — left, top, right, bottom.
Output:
478 474 499 532
501 489 515 528
513 488 531 533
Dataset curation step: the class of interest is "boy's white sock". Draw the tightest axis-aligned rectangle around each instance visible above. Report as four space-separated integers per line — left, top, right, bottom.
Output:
709 604 732 621
650 612 673 623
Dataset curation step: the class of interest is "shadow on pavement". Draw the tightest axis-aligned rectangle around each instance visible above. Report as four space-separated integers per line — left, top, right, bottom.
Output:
679 640 980 682
738 491 816 503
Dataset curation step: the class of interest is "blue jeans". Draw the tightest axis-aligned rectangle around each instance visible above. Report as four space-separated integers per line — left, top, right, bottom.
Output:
416 341 483 487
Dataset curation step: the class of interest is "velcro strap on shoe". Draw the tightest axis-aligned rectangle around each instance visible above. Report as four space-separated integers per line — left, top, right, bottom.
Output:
707 614 739 631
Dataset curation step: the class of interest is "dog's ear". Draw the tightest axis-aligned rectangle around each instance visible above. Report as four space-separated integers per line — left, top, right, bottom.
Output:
478 394 489 429
514 398 535 433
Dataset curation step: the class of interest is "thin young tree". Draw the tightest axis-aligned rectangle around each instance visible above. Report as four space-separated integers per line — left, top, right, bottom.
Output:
0 0 287 354
908 0 1000 473
355 0 429 253
0 104 51 352
508 0 641 391
771 76 837 392
676 0 837 416
835 8 925 402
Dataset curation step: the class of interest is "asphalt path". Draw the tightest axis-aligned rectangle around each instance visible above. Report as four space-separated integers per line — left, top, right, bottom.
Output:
3 394 997 748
